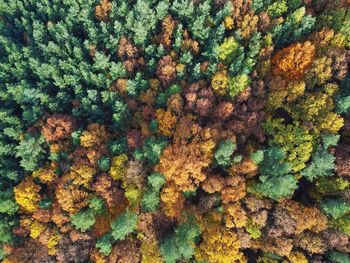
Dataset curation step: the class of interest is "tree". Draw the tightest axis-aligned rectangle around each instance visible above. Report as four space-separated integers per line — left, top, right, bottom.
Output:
253 147 298 200
320 198 350 220
195 224 245 263
134 137 168 166
15 134 46 172
214 140 236 168
141 173 166 212
301 134 339 181
160 217 201 263
111 211 138 241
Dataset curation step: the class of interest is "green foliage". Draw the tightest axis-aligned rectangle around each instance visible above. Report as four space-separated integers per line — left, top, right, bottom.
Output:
71 209 96 232
267 0 288 18
109 137 128 155
160 217 201 263
327 251 350 263
301 135 338 181
336 96 350 114
336 75 350 114
214 140 236 168
111 211 138 241
273 7 315 48
135 137 168 166
218 37 239 63
89 197 106 215
0 216 17 244
251 150 264 164
252 0 273 12
72 197 105 232
15 134 46 172
147 172 166 190
96 233 113 256
141 173 166 212
0 189 18 215
98 156 110 172
333 214 350 236
254 147 298 200
155 84 182 108
228 74 250 98
39 198 52 210
321 198 350 219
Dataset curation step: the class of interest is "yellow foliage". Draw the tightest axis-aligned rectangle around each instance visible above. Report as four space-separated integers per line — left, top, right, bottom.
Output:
155 109 177 136
195 224 246 263
124 186 142 206
109 154 128 181
69 164 96 188
310 56 332 85
56 175 90 214
239 12 258 39
286 81 306 102
265 119 314 172
14 177 41 213
211 71 228 95
32 163 57 184
224 16 234 30
267 78 305 109
140 241 163 263
224 203 248 228
80 123 110 148
323 83 339 96
319 112 344 134
160 183 184 218
287 251 309 263
47 230 61 255
29 220 46 239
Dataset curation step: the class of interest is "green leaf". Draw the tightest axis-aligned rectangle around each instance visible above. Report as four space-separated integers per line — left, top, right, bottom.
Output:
214 140 236 168
111 211 138 241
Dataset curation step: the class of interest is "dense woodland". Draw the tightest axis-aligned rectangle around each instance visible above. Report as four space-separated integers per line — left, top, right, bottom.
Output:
1 0 350 262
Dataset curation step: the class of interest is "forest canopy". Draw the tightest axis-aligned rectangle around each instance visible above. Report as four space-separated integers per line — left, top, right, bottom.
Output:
0 0 350 262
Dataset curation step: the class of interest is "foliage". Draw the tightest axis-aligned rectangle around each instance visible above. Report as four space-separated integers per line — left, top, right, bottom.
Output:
320 198 350 220
141 173 166 212
135 137 168 166
253 147 298 200
327 251 350 263
0 0 349 261
214 140 236 168
160 217 201 263
15 134 46 172
111 211 138 241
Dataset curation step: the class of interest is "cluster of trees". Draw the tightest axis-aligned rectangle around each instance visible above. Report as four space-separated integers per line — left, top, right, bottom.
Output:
0 0 350 262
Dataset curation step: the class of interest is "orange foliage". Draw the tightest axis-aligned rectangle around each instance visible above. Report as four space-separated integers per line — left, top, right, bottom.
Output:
221 175 246 204
42 114 75 143
271 41 315 81
156 55 177 86
156 136 214 192
224 202 248 228
95 0 112 21
80 123 110 166
202 175 225 194
155 109 177 136
55 175 90 214
279 200 328 234
160 183 185 218
160 15 176 48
